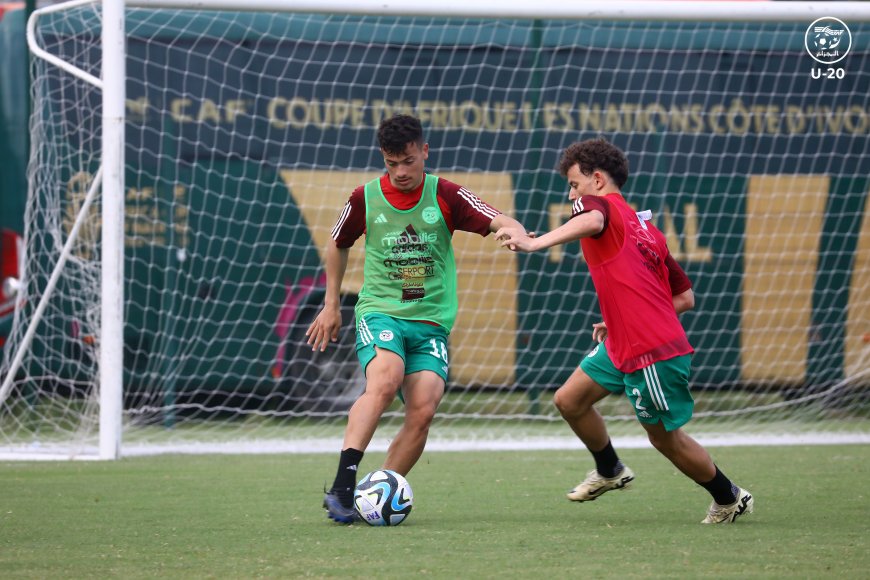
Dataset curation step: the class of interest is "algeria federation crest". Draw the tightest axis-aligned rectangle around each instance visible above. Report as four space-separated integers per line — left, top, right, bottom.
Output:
422 206 439 224
805 17 852 65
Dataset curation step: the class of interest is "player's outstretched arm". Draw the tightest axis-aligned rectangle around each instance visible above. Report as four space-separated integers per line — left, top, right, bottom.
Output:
496 210 605 253
488 213 525 231
306 241 349 352
489 214 535 251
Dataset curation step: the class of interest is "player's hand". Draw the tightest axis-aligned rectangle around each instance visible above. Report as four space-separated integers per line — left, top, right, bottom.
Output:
592 321 607 343
305 305 342 352
494 226 536 252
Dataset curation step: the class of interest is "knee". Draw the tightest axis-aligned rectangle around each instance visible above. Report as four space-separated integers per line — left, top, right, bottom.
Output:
402 411 435 439
366 374 404 407
405 399 437 430
553 387 583 417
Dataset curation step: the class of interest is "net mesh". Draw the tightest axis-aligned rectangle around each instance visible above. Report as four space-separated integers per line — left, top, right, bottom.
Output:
2 6 869 457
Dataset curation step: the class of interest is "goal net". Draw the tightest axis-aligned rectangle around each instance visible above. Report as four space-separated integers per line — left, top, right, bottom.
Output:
2 1 869 458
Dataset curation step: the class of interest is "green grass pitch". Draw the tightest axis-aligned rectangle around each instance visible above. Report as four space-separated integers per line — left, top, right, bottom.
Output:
2 444 868 578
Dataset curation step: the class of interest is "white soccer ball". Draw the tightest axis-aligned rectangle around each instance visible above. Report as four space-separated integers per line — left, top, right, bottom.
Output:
353 469 413 526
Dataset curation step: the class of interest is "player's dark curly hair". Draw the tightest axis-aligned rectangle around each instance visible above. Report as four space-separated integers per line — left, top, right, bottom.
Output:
377 114 425 155
558 138 629 188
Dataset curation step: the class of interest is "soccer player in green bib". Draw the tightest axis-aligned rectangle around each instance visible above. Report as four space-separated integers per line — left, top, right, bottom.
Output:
307 114 528 523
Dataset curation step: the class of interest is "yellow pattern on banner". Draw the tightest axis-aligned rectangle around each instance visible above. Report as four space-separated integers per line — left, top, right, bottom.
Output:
845 187 870 381
741 175 829 383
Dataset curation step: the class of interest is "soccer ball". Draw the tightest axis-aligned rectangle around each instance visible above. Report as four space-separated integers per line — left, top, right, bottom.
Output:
353 469 413 526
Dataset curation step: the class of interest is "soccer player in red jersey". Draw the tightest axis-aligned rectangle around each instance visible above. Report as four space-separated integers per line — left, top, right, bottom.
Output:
496 138 753 524
308 114 528 523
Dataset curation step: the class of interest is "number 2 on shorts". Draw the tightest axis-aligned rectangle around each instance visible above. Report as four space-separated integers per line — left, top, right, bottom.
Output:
631 387 647 411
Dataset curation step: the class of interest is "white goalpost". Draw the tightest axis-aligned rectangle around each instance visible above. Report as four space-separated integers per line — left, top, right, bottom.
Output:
1 0 124 459
2 0 870 459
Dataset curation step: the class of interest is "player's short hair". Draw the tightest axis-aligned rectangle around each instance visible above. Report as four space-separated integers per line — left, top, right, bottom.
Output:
377 114 425 155
558 138 629 188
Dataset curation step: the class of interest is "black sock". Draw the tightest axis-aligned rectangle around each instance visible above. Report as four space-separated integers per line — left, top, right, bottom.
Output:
700 465 739 505
330 448 364 506
591 439 621 478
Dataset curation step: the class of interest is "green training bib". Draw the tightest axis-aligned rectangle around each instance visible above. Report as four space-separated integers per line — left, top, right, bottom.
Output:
356 174 458 332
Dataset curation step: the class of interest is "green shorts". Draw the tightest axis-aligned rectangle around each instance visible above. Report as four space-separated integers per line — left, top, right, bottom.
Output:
355 313 450 382
579 341 694 431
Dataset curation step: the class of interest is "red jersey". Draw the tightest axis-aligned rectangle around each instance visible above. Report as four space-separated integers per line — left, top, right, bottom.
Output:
331 173 499 247
575 193 693 372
